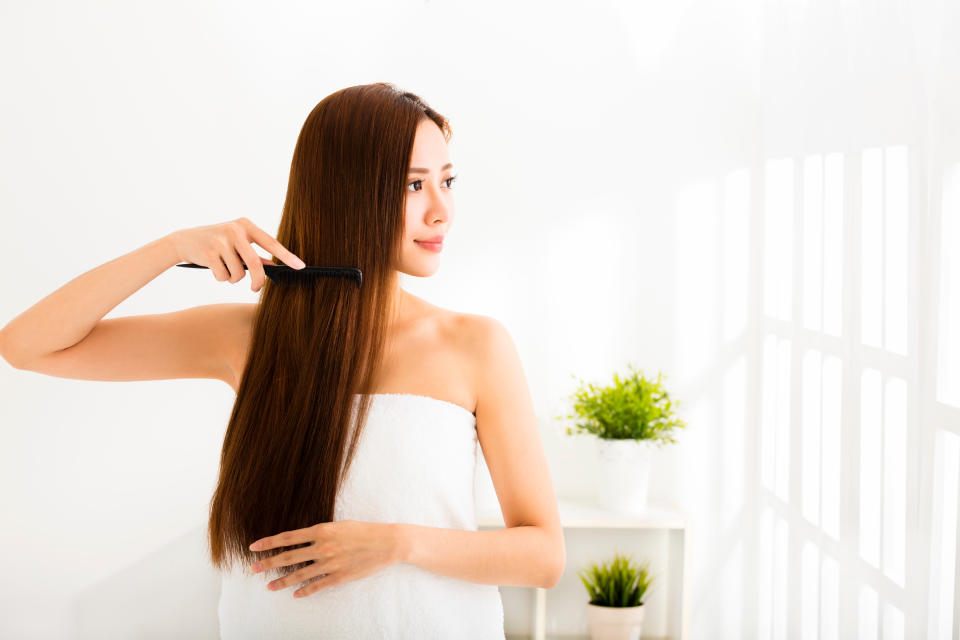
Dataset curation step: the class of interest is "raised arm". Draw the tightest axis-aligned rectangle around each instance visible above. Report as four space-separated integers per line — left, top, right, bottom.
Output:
0 234 182 368
0 219 303 386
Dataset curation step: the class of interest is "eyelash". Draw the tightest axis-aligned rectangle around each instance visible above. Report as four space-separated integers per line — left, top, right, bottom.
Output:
408 174 458 193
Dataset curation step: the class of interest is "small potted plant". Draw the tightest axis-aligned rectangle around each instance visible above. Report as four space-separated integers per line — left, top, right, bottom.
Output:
560 364 686 514
579 552 654 640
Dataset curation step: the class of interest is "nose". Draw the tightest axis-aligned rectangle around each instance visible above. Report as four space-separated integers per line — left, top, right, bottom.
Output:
424 183 452 224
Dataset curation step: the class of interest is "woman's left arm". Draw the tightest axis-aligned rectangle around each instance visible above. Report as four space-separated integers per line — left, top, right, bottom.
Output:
395 316 566 589
394 522 562 589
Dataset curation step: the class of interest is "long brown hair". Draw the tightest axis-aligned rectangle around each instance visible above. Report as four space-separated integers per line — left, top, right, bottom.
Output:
207 83 452 579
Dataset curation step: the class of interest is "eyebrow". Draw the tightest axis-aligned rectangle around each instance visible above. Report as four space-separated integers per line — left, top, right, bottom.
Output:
409 163 453 174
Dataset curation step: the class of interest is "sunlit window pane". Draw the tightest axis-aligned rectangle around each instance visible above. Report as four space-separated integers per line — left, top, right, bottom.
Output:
861 148 883 348
777 339 792 503
802 349 822 525
859 584 879 640
882 377 906 587
801 541 820 640
821 555 839 640
723 169 750 342
774 515 788 640
860 368 882 568
822 355 842 540
759 506 774 638
762 335 778 492
884 146 908 355
937 163 960 408
931 429 959 639
722 356 747 531
882 602 904 640
823 153 844 336
765 158 794 322
803 155 823 331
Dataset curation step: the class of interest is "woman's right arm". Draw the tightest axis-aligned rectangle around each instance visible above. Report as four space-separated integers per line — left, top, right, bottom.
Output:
0 235 180 366
0 219 303 386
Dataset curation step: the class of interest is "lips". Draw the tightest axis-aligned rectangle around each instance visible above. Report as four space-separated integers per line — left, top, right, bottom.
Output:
415 239 444 252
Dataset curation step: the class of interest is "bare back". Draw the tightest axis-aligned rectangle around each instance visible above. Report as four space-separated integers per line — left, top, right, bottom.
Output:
224 295 478 415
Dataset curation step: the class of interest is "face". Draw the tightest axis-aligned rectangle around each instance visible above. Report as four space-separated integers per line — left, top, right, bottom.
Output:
397 118 456 277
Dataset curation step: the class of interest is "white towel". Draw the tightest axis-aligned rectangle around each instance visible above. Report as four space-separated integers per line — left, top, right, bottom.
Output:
217 393 506 639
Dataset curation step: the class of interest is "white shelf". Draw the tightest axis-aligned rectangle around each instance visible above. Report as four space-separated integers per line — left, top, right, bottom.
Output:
478 497 690 640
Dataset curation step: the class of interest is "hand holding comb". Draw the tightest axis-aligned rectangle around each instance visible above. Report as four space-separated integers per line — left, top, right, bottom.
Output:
175 262 363 288
168 219 362 290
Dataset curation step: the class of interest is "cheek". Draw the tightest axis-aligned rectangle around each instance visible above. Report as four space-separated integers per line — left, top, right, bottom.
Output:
403 211 420 237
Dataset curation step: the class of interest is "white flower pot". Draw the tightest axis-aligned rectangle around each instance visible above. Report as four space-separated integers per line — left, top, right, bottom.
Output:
595 437 654 514
586 602 646 640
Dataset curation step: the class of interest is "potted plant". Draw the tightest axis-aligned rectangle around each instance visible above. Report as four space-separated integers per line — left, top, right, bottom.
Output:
560 364 686 514
579 552 654 640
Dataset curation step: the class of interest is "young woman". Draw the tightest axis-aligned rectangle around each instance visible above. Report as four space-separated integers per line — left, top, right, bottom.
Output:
0 82 564 638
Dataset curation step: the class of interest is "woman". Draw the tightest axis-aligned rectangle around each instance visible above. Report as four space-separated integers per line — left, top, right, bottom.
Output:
0 83 565 638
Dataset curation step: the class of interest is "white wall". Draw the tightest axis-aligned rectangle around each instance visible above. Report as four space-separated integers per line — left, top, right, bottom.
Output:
1 0 958 638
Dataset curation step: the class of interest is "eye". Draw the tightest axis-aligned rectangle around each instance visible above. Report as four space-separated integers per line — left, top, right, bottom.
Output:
407 174 458 193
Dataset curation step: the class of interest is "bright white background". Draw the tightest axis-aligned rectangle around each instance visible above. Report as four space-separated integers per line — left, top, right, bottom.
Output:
1 0 959 638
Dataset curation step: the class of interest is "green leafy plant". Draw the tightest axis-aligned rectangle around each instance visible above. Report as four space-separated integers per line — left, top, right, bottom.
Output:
578 552 653 607
558 364 687 444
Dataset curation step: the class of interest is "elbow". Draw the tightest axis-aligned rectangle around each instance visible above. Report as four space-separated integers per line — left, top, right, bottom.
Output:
531 525 566 589
0 330 22 369
0 334 31 370
541 543 566 590
542 559 565 590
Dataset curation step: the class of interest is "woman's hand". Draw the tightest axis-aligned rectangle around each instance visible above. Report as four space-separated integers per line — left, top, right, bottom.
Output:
170 218 306 292
249 520 403 598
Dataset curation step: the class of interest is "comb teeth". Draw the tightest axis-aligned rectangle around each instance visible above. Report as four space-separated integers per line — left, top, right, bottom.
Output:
264 265 363 288
174 263 363 288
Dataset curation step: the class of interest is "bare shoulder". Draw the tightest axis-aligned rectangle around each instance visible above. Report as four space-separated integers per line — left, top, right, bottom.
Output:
455 313 514 359
452 313 524 407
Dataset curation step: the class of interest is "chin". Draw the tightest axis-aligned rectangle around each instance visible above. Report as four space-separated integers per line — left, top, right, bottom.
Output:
407 265 440 278
400 259 440 278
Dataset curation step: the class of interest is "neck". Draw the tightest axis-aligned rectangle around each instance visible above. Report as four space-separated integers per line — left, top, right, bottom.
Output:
385 272 406 327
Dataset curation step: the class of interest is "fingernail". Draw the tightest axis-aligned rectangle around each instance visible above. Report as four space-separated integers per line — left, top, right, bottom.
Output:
295 258 306 269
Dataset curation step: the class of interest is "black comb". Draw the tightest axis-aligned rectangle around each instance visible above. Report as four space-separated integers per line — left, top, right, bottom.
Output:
175 263 363 288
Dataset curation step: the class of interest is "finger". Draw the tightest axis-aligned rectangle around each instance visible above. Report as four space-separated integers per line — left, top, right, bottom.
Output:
250 523 317 551
234 240 266 292
265 559 329 592
220 244 247 284
294 573 341 598
240 219 306 269
218 228 249 283
253 546 317 575
208 252 231 282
